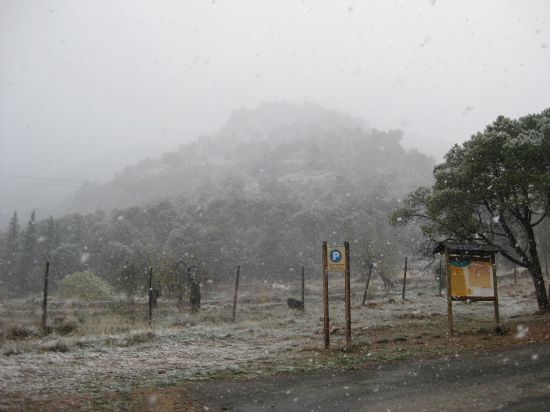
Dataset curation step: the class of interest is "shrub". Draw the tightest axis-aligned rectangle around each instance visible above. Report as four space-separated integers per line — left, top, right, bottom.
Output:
52 317 78 335
4 324 34 340
58 271 113 301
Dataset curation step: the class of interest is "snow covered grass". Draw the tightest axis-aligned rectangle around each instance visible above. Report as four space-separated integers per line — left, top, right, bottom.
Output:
0 268 545 409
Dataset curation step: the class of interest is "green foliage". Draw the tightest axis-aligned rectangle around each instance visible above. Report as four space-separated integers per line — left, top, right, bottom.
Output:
392 108 550 308
58 271 113 301
1 103 433 294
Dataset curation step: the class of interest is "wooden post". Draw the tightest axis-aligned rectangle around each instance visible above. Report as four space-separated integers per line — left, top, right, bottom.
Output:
401 256 408 300
322 241 329 349
362 262 374 306
438 260 443 296
148 266 153 327
492 255 501 333
544 254 549 281
513 265 517 285
445 249 453 337
301 266 305 309
41 261 50 333
232 265 240 321
344 241 351 350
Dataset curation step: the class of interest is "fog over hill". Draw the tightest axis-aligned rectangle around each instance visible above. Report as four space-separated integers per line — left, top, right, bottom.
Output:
0 102 434 291
65 102 433 214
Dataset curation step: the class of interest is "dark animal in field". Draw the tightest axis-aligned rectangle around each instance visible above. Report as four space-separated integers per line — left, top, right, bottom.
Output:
287 298 304 310
149 288 161 308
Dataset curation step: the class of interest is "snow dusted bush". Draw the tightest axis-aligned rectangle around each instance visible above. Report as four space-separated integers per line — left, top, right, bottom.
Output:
58 271 113 301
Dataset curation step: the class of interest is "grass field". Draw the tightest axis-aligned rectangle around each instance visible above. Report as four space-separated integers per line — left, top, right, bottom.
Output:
1 265 548 410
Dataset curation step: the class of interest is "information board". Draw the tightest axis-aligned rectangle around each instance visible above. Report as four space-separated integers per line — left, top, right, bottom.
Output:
449 259 494 298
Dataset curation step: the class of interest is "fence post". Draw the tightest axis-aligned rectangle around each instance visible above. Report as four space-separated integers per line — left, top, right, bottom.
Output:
301 266 305 309
401 256 408 300
42 261 50 333
438 260 443 296
232 265 240 321
148 266 153 327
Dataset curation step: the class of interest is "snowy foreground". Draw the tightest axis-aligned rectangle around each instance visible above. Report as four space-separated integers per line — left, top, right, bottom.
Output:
0 270 543 408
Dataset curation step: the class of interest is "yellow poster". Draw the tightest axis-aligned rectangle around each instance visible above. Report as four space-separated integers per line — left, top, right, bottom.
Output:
449 260 493 298
450 264 468 296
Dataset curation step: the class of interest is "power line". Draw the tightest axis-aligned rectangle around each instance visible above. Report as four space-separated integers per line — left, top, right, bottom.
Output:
0 174 93 188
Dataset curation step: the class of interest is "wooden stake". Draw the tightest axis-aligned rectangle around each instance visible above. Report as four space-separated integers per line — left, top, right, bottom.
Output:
344 241 351 350
232 265 240 321
322 241 329 349
148 266 153 327
445 249 453 337
301 266 305 309
492 255 501 333
438 260 443 296
41 261 50 333
362 262 374 306
401 256 408 300
513 265 517 285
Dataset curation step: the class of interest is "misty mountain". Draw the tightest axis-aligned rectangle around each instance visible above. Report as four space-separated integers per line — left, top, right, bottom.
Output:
65 102 433 213
1 102 435 295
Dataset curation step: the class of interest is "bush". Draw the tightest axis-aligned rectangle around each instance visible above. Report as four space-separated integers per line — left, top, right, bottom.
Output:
4 324 34 340
58 271 113 301
52 317 78 335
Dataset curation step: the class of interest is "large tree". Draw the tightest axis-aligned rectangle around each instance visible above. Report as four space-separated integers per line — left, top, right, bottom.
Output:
391 109 550 310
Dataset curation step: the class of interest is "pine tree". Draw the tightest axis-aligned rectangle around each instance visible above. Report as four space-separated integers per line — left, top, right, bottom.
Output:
0 212 20 296
17 210 38 295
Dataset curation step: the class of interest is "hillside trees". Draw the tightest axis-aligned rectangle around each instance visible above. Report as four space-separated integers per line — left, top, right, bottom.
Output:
0 104 435 296
391 109 550 310
0 212 20 296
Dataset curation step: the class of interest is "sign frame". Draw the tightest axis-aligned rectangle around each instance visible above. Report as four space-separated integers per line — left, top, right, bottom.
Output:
436 242 502 336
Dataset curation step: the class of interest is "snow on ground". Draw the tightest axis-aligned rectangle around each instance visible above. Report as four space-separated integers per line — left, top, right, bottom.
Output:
0 269 540 406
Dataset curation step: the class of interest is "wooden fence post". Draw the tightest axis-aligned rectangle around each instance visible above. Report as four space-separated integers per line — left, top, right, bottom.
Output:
41 261 50 333
148 266 153 327
401 257 408 300
438 260 443 296
301 266 305 309
232 265 240 321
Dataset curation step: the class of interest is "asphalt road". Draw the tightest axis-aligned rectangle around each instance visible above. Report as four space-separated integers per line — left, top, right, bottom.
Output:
187 343 550 411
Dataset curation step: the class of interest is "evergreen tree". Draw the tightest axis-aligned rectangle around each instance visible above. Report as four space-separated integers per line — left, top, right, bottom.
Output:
17 210 38 295
0 212 20 296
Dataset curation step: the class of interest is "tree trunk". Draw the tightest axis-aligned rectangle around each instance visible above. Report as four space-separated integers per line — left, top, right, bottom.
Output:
530 265 549 310
525 223 549 310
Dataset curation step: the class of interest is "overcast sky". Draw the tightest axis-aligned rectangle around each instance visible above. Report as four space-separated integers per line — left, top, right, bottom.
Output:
1 0 550 216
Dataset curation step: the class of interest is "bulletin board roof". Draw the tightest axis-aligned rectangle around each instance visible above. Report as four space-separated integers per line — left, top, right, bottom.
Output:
432 241 502 257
